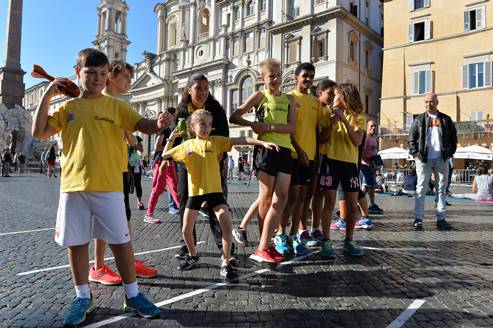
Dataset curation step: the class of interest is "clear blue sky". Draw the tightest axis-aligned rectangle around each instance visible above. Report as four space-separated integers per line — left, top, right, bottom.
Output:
0 0 158 88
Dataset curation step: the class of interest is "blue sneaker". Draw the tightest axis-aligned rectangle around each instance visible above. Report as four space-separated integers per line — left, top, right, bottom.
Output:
330 218 347 231
298 230 320 247
356 217 374 230
124 292 160 318
343 240 365 257
63 297 94 326
274 233 290 255
291 237 311 255
321 239 336 258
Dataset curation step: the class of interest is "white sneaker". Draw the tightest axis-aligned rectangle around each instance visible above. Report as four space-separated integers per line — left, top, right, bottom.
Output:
144 215 161 224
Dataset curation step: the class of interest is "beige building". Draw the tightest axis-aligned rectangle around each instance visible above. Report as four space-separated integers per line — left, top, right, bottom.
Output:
380 0 493 156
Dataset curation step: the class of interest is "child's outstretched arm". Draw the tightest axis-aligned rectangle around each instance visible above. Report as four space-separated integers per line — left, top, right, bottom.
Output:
134 112 174 134
230 137 280 152
32 79 68 139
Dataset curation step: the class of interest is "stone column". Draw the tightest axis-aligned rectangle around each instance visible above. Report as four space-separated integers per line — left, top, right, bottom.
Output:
0 0 25 107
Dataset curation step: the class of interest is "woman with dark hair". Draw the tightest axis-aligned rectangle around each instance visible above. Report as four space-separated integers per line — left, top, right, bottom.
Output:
172 74 231 259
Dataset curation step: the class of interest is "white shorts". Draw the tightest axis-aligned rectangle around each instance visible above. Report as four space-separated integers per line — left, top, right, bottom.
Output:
55 192 130 247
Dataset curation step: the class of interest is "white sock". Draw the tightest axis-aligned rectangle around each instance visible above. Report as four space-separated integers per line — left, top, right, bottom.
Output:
298 229 306 236
123 281 139 299
75 284 90 299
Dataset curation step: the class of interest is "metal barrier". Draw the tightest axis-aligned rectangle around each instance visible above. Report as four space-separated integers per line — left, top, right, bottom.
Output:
381 168 478 185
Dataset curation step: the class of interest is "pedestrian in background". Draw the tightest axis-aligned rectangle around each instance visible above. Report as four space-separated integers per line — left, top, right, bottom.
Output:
408 93 457 230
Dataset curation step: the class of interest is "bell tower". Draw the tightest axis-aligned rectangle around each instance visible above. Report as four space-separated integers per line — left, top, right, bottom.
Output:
93 0 130 62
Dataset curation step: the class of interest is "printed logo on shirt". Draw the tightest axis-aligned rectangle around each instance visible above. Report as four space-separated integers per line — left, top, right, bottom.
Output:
67 112 75 123
94 116 114 124
428 118 440 127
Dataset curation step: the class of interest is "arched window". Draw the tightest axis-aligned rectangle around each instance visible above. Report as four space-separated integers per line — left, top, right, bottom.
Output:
167 17 177 47
241 75 255 103
245 1 255 16
114 11 122 33
199 8 210 38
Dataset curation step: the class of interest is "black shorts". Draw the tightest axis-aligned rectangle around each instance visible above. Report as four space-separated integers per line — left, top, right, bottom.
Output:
254 145 292 176
186 193 227 210
319 156 360 192
290 160 316 186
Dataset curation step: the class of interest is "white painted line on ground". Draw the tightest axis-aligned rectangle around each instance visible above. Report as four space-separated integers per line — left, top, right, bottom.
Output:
0 227 54 236
83 251 320 328
386 299 426 328
16 242 205 276
363 246 440 252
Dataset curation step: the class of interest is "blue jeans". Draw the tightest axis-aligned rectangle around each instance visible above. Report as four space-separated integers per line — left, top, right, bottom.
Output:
167 191 177 209
415 157 449 221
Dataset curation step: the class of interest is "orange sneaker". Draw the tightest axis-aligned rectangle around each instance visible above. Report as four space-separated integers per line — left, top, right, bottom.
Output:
89 264 122 285
135 259 158 278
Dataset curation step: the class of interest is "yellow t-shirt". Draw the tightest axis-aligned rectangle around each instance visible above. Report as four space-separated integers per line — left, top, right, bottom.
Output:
102 91 131 173
319 106 332 156
288 90 323 161
168 136 232 196
325 111 366 164
48 95 142 192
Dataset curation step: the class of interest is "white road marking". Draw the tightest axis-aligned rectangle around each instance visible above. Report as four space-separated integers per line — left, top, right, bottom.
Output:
16 242 205 276
83 251 319 328
386 299 426 328
0 227 54 236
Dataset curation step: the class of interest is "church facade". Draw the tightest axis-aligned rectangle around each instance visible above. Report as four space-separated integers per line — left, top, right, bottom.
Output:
25 0 383 157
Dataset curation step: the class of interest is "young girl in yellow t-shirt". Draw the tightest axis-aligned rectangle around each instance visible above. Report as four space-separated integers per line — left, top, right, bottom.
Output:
318 83 367 257
160 109 278 281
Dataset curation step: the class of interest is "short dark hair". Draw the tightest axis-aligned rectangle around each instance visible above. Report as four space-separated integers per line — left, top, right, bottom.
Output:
478 165 487 175
294 62 315 76
316 79 337 94
109 60 134 76
76 48 109 68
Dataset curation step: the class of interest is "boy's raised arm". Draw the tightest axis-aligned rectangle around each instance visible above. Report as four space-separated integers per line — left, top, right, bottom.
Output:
134 112 173 134
230 137 280 152
32 79 67 139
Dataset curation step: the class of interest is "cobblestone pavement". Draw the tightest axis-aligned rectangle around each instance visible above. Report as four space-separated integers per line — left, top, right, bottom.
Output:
1 173 492 327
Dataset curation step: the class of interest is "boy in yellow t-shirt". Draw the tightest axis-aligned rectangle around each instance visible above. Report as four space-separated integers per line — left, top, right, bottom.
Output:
160 109 278 281
276 62 323 256
31 48 173 326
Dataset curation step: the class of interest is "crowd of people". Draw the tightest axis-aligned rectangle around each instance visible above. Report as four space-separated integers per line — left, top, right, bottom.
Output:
1 148 26 176
29 46 484 326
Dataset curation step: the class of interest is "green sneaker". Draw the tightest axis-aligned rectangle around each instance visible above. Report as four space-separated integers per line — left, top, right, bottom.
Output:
321 239 336 258
63 297 94 326
343 240 364 257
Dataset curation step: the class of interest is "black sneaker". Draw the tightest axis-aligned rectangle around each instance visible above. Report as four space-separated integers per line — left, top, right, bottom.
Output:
178 255 199 271
437 220 452 230
174 245 188 259
220 264 237 282
369 204 384 214
413 219 423 230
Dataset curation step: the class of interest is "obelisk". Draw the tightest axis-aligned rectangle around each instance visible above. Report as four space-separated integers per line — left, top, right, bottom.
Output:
0 0 25 107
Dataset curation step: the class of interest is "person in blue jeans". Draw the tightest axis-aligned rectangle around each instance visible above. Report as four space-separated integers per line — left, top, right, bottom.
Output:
408 93 457 230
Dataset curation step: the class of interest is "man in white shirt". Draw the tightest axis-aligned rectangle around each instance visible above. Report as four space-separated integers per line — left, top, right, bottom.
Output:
408 93 457 230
